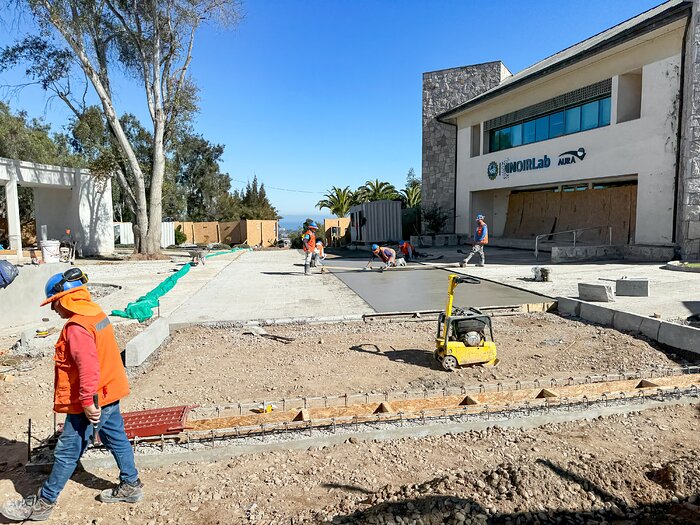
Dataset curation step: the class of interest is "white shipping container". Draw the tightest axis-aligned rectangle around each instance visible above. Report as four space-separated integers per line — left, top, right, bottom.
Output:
348 200 402 244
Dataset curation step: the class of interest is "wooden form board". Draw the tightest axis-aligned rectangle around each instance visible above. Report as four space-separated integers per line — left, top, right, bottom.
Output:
503 185 637 244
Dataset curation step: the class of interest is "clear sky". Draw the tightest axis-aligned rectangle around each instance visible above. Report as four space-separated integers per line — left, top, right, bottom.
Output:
0 0 662 217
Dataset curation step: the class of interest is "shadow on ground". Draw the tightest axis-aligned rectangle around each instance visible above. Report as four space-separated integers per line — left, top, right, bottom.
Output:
0 436 113 523
349 344 439 369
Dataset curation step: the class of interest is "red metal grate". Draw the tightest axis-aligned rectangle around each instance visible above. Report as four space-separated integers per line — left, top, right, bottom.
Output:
121 405 194 439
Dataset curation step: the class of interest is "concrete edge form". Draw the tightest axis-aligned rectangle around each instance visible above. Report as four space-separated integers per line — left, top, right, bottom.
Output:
72 396 697 471
556 297 698 355
125 317 171 367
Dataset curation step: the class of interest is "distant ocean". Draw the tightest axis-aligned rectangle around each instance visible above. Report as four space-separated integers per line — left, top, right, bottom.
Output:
278 214 332 232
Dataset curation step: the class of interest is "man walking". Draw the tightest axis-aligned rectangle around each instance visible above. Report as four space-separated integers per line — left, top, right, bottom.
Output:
1 268 143 522
460 214 488 267
302 221 319 275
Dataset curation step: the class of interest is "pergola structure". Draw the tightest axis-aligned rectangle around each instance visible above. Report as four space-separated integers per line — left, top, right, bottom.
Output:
0 157 114 259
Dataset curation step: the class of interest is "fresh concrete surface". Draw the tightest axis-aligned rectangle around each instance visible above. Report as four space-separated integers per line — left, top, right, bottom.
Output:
168 250 372 325
330 264 548 312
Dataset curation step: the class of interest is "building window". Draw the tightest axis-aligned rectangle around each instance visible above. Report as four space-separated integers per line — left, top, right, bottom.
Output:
488 96 611 153
470 124 481 158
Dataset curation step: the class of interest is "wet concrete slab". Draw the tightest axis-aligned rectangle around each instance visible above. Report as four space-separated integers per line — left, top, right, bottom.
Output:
326 263 549 312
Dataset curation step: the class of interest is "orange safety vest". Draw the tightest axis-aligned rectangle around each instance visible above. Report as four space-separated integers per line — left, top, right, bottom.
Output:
53 312 130 414
303 230 316 253
400 243 414 256
476 222 489 245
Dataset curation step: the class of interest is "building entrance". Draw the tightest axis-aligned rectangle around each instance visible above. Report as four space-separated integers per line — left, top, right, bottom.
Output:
503 182 637 244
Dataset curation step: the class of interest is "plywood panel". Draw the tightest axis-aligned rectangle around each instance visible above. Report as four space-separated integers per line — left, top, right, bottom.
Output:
192 222 220 244
220 221 243 245
503 193 524 237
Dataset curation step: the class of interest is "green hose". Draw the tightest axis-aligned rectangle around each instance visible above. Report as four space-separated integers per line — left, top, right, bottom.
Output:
111 248 251 322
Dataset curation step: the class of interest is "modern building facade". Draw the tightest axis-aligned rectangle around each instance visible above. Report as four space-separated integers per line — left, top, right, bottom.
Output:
422 0 700 260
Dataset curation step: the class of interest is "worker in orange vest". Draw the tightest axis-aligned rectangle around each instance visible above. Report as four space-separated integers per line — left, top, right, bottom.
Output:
1 268 143 522
311 240 326 268
460 214 488 267
398 240 418 261
302 221 319 275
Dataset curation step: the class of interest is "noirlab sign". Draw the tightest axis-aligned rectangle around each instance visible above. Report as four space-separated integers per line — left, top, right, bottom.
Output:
487 147 586 180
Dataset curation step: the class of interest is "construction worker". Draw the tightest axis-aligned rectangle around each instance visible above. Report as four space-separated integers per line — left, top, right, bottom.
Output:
460 214 488 267
0 268 143 522
302 221 319 275
398 240 418 261
369 244 397 269
311 240 326 268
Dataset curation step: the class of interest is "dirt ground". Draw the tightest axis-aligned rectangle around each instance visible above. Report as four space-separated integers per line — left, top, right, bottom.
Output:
0 313 699 524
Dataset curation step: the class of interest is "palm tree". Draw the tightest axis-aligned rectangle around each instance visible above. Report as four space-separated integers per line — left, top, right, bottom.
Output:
316 186 355 217
355 179 398 202
400 185 421 208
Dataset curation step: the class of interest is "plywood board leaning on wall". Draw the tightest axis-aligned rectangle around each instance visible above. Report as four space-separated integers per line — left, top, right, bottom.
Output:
503 193 524 238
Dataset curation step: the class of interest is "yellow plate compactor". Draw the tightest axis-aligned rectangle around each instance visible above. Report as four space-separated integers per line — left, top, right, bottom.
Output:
434 274 499 371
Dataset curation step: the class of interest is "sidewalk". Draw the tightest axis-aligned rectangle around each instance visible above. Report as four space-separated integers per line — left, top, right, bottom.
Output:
168 250 372 325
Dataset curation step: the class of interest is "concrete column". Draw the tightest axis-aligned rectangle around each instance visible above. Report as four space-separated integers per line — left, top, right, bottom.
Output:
678 0 700 260
4 175 22 255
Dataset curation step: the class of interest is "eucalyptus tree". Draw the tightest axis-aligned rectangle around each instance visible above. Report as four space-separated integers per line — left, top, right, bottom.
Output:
1 0 242 254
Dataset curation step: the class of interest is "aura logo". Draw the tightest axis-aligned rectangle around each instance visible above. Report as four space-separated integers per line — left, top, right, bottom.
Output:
558 147 586 165
487 161 499 180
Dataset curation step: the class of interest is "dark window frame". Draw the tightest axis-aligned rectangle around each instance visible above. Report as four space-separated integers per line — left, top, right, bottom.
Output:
488 95 611 153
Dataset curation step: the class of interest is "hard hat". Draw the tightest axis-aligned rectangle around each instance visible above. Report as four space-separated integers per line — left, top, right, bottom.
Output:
476 214 485 221
45 267 88 300
399 240 406 246
308 221 318 230
316 240 323 245
371 244 379 252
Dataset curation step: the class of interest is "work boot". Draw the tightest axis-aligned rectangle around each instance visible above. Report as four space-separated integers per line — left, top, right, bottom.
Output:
304 263 311 276
459 259 467 268
0 492 55 521
99 479 144 504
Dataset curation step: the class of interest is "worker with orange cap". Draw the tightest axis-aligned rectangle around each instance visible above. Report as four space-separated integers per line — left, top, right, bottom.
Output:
1 268 143 522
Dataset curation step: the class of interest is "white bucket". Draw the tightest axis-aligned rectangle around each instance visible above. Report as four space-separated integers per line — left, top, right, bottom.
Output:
40 240 61 263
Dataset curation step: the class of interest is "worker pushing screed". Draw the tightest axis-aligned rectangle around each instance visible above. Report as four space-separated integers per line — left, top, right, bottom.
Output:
1 268 143 522
367 244 399 271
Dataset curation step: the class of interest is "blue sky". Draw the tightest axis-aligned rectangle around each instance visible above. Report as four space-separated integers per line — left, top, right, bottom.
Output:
0 0 661 217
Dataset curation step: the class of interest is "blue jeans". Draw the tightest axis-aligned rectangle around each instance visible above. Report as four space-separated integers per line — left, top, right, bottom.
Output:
40 401 138 503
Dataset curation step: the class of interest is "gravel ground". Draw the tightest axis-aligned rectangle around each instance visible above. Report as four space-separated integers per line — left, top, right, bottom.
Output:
0 314 698 524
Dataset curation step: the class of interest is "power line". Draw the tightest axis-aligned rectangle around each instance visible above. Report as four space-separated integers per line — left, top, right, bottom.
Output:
230 178 324 195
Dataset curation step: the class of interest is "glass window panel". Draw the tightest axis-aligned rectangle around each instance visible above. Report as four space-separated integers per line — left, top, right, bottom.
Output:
565 106 581 134
499 128 512 150
581 100 599 130
549 111 564 138
523 120 536 144
511 124 522 147
599 97 611 126
490 131 499 152
535 116 549 142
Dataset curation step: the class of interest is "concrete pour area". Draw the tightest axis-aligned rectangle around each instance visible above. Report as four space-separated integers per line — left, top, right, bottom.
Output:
2 249 700 524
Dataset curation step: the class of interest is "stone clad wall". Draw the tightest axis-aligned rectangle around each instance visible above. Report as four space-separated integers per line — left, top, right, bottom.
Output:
679 0 700 261
422 62 505 233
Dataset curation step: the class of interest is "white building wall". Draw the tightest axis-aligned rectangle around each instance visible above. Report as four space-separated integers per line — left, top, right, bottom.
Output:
454 45 682 245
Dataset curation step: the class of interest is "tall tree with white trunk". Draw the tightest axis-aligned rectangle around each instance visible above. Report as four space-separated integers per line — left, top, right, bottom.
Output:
1 0 242 254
